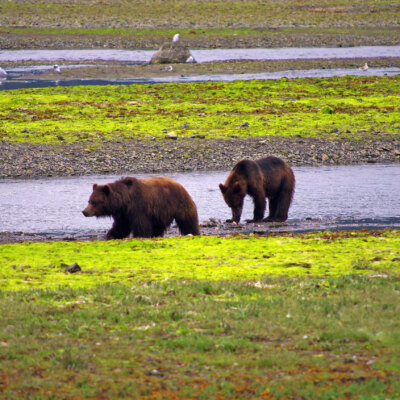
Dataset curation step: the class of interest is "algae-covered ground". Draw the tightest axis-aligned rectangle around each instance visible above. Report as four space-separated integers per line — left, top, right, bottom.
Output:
1 230 400 399
1 230 399 291
1 0 399 49
1 76 399 144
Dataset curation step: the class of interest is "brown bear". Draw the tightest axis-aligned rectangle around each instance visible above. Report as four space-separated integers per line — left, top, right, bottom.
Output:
219 156 295 223
82 176 200 239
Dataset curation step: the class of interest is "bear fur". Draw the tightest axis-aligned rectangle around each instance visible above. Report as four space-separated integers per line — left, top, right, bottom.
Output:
82 177 200 239
219 156 295 223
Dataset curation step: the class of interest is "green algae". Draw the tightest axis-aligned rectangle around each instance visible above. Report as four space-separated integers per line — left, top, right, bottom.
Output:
1 76 399 144
1 230 399 291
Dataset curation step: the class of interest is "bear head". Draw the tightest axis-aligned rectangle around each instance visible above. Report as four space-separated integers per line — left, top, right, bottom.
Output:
219 181 246 223
82 184 112 218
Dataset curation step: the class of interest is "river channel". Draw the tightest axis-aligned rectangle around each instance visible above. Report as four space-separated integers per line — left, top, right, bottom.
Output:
1 46 400 91
0 164 399 238
1 46 400 63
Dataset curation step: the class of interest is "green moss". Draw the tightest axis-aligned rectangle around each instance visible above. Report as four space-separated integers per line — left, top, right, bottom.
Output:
0 230 399 291
1 76 399 143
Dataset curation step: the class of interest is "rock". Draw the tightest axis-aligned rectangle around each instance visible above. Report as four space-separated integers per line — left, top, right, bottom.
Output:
148 369 164 377
200 218 222 227
165 132 178 139
150 42 195 64
321 154 329 161
65 263 81 273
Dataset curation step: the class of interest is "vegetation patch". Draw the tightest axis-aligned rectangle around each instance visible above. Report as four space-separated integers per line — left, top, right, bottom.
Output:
1 230 399 398
1 76 399 143
0 230 399 292
1 271 400 398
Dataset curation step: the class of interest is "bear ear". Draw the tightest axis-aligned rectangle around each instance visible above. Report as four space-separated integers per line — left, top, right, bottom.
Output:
219 183 227 193
101 185 111 195
93 184 98 190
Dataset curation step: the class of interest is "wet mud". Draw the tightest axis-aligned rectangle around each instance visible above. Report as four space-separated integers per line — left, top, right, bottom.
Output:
1 217 399 244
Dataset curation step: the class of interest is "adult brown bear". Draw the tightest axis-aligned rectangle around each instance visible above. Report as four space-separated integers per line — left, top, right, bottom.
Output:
82 177 200 239
219 156 295 223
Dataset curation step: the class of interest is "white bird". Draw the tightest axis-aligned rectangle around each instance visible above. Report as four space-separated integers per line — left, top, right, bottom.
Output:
185 56 195 63
360 63 368 71
172 33 180 43
164 65 174 72
0 67 7 78
53 64 61 73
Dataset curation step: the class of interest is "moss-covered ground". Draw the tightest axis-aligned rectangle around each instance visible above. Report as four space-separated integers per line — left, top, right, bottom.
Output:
1 230 399 291
1 76 399 144
0 230 400 398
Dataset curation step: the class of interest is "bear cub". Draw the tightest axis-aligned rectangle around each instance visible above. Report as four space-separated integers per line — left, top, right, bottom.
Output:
83 176 200 239
219 156 295 223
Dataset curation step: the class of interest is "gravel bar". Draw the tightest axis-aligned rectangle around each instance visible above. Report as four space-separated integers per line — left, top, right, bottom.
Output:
1 136 399 180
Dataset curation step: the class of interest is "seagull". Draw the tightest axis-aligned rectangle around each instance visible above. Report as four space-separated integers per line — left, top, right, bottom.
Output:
360 63 368 71
172 33 180 43
164 65 174 72
185 56 195 63
53 64 61 73
0 67 7 78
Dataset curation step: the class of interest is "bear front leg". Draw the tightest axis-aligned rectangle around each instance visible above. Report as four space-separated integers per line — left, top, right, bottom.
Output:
226 204 243 224
106 219 131 240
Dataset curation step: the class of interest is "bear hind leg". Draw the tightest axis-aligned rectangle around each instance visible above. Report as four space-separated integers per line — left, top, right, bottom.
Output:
265 190 292 222
175 215 200 236
264 197 279 222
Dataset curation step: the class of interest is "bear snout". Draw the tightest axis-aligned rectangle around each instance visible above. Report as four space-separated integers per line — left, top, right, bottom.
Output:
82 205 94 217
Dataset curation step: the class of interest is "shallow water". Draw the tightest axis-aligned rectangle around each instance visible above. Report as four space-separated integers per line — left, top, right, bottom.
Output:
1 46 400 63
1 67 399 91
0 164 399 234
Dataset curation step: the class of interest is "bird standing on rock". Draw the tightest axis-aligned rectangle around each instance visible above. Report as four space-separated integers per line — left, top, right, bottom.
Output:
172 33 180 43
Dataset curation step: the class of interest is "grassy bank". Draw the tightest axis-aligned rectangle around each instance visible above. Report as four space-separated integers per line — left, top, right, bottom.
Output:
1 0 399 49
0 230 400 398
1 76 399 144
2 0 398 30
